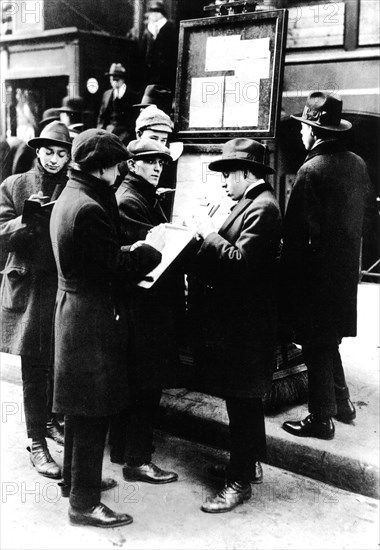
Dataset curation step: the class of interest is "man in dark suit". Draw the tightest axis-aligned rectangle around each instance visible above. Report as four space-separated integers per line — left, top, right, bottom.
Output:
189 138 282 513
281 92 371 440
140 1 179 92
113 138 181 485
97 63 138 145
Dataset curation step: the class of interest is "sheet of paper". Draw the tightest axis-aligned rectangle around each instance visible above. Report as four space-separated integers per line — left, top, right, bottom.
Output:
189 76 224 128
223 75 259 127
137 224 194 288
205 34 242 72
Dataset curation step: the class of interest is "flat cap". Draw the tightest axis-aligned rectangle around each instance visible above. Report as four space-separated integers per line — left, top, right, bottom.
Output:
72 129 129 170
127 138 172 162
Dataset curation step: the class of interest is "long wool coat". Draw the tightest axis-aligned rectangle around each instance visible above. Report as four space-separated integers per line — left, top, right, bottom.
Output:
115 173 185 390
50 169 161 417
188 182 282 399
0 162 67 362
280 140 370 346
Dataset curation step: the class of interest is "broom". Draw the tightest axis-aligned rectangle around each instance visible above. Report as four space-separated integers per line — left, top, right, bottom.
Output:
178 341 308 413
263 342 308 413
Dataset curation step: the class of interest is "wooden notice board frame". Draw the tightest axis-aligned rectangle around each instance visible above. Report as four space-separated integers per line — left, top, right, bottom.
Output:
174 10 288 141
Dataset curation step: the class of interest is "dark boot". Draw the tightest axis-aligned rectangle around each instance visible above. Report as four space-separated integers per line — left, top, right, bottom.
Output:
46 418 64 446
27 439 61 479
201 480 252 513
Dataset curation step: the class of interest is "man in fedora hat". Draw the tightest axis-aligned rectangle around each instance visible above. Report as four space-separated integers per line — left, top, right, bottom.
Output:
140 1 179 91
133 84 173 115
281 92 371 439
50 129 165 527
58 95 86 138
188 138 282 513
97 62 138 145
0 121 72 479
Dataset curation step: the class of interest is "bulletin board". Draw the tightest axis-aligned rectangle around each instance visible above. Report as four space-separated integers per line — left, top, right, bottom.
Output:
174 10 288 141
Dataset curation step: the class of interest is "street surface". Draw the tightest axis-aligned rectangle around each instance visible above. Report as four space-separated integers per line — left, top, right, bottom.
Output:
1 378 378 550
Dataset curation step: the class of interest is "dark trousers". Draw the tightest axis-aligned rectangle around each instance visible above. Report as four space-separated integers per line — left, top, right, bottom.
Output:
109 388 162 466
21 356 53 439
63 415 109 510
226 396 267 483
302 340 350 417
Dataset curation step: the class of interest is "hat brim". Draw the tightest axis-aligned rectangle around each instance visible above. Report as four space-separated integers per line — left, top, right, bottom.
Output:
290 114 352 132
133 103 152 108
28 137 72 150
39 116 60 127
132 151 172 163
105 72 127 77
209 158 275 174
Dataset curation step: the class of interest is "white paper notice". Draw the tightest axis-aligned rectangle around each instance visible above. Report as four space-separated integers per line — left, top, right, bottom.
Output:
189 76 224 128
205 35 241 72
223 75 259 127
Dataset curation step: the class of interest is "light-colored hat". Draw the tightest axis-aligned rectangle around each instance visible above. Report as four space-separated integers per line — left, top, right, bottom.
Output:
28 121 72 150
135 105 173 134
105 63 127 77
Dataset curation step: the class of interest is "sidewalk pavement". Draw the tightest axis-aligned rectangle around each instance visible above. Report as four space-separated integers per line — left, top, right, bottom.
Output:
158 282 380 499
0 378 379 550
1 283 379 500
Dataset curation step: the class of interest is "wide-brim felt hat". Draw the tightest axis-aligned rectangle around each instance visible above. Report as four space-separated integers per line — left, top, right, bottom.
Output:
133 84 173 114
209 138 274 174
28 121 72 150
291 91 352 132
127 138 172 163
57 95 85 114
105 62 127 77
39 108 61 128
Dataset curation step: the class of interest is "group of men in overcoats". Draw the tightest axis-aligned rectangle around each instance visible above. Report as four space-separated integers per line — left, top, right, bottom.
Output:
0 91 370 526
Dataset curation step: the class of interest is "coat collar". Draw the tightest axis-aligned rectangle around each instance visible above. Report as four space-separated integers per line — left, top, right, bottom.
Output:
219 182 273 234
121 172 157 204
304 139 347 164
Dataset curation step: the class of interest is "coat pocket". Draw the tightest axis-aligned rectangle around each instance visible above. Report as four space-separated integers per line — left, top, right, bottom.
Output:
0 266 31 312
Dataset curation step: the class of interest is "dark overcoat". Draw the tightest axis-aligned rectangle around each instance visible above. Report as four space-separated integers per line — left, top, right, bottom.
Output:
97 87 138 144
0 161 66 361
280 140 370 345
115 173 185 390
50 169 161 417
188 182 282 399
141 20 178 91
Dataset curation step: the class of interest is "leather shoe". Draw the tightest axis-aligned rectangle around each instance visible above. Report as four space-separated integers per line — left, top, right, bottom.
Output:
27 440 61 479
201 481 251 513
46 419 64 446
122 462 178 484
282 414 335 440
335 399 356 423
207 461 263 484
59 478 118 498
68 502 133 528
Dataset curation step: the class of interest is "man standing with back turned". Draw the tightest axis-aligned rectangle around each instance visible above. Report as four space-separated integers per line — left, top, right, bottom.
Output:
281 92 370 440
